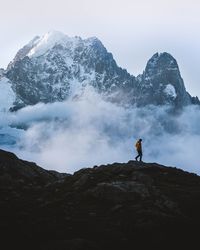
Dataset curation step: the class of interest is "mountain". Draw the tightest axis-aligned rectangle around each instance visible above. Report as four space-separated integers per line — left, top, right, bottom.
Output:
136 52 198 107
0 31 199 110
1 149 200 250
5 31 134 109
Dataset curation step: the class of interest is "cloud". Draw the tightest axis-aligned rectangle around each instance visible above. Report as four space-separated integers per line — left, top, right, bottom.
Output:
0 87 200 174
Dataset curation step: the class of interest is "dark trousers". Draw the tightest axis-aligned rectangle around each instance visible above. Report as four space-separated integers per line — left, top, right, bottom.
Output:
135 150 142 161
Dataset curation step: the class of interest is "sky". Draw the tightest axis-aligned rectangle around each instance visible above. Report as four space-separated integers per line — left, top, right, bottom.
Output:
0 0 200 97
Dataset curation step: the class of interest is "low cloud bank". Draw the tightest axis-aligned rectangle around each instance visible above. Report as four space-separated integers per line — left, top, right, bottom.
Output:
1 87 200 174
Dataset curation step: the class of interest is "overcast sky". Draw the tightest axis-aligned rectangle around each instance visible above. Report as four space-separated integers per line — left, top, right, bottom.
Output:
1 0 200 96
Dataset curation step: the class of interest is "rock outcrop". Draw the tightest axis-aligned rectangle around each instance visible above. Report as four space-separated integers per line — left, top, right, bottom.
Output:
1 149 200 249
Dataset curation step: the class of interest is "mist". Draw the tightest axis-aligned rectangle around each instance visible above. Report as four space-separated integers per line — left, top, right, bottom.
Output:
0 86 200 174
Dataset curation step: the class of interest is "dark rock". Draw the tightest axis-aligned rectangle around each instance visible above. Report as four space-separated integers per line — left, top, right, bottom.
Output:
1 149 200 250
0 149 66 185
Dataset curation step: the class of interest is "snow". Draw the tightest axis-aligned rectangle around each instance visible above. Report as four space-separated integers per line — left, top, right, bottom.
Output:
19 30 105 103
85 36 99 46
28 31 98 58
0 77 16 112
27 36 40 48
28 31 69 57
164 84 177 98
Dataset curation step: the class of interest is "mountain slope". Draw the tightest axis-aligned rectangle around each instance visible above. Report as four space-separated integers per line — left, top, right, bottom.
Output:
2 31 199 110
1 149 200 250
0 77 16 111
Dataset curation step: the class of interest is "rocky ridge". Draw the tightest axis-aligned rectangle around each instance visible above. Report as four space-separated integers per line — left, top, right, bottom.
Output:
1 149 200 250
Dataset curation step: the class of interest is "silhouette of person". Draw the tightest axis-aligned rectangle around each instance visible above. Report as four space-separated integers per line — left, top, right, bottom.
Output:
135 138 143 161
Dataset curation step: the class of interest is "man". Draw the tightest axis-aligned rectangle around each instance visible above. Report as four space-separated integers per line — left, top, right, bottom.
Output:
135 138 143 161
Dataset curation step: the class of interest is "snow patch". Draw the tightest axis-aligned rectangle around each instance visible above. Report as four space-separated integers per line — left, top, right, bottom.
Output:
28 31 68 57
164 84 177 99
0 77 16 112
28 31 99 58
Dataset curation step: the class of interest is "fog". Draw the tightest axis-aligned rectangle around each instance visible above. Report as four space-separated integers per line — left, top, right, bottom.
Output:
1 87 200 174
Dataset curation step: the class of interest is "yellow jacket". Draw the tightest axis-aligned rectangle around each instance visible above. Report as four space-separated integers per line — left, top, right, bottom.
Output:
135 141 142 151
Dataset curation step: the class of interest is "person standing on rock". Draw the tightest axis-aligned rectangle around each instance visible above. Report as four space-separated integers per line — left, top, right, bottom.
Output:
135 138 143 161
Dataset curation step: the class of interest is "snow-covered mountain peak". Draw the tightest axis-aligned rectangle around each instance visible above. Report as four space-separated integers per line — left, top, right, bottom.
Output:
5 31 119 107
28 30 70 57
27 31 104 58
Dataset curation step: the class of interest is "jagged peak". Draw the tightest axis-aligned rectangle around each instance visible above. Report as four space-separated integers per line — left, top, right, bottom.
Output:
85 36 101 44
7 30 108 69
27 35 41 46
7 35 41 69
24 31 105 58
84 36 106 54
145 52 179 75
150 52 177 62
28 30 70 57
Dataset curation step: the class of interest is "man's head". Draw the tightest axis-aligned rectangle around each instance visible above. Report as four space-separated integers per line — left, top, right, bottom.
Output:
139 138 142 142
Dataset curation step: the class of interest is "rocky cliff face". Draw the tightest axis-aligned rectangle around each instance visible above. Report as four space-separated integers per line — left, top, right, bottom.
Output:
1 149 200 250
2 31 199 110
136 52 194 107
